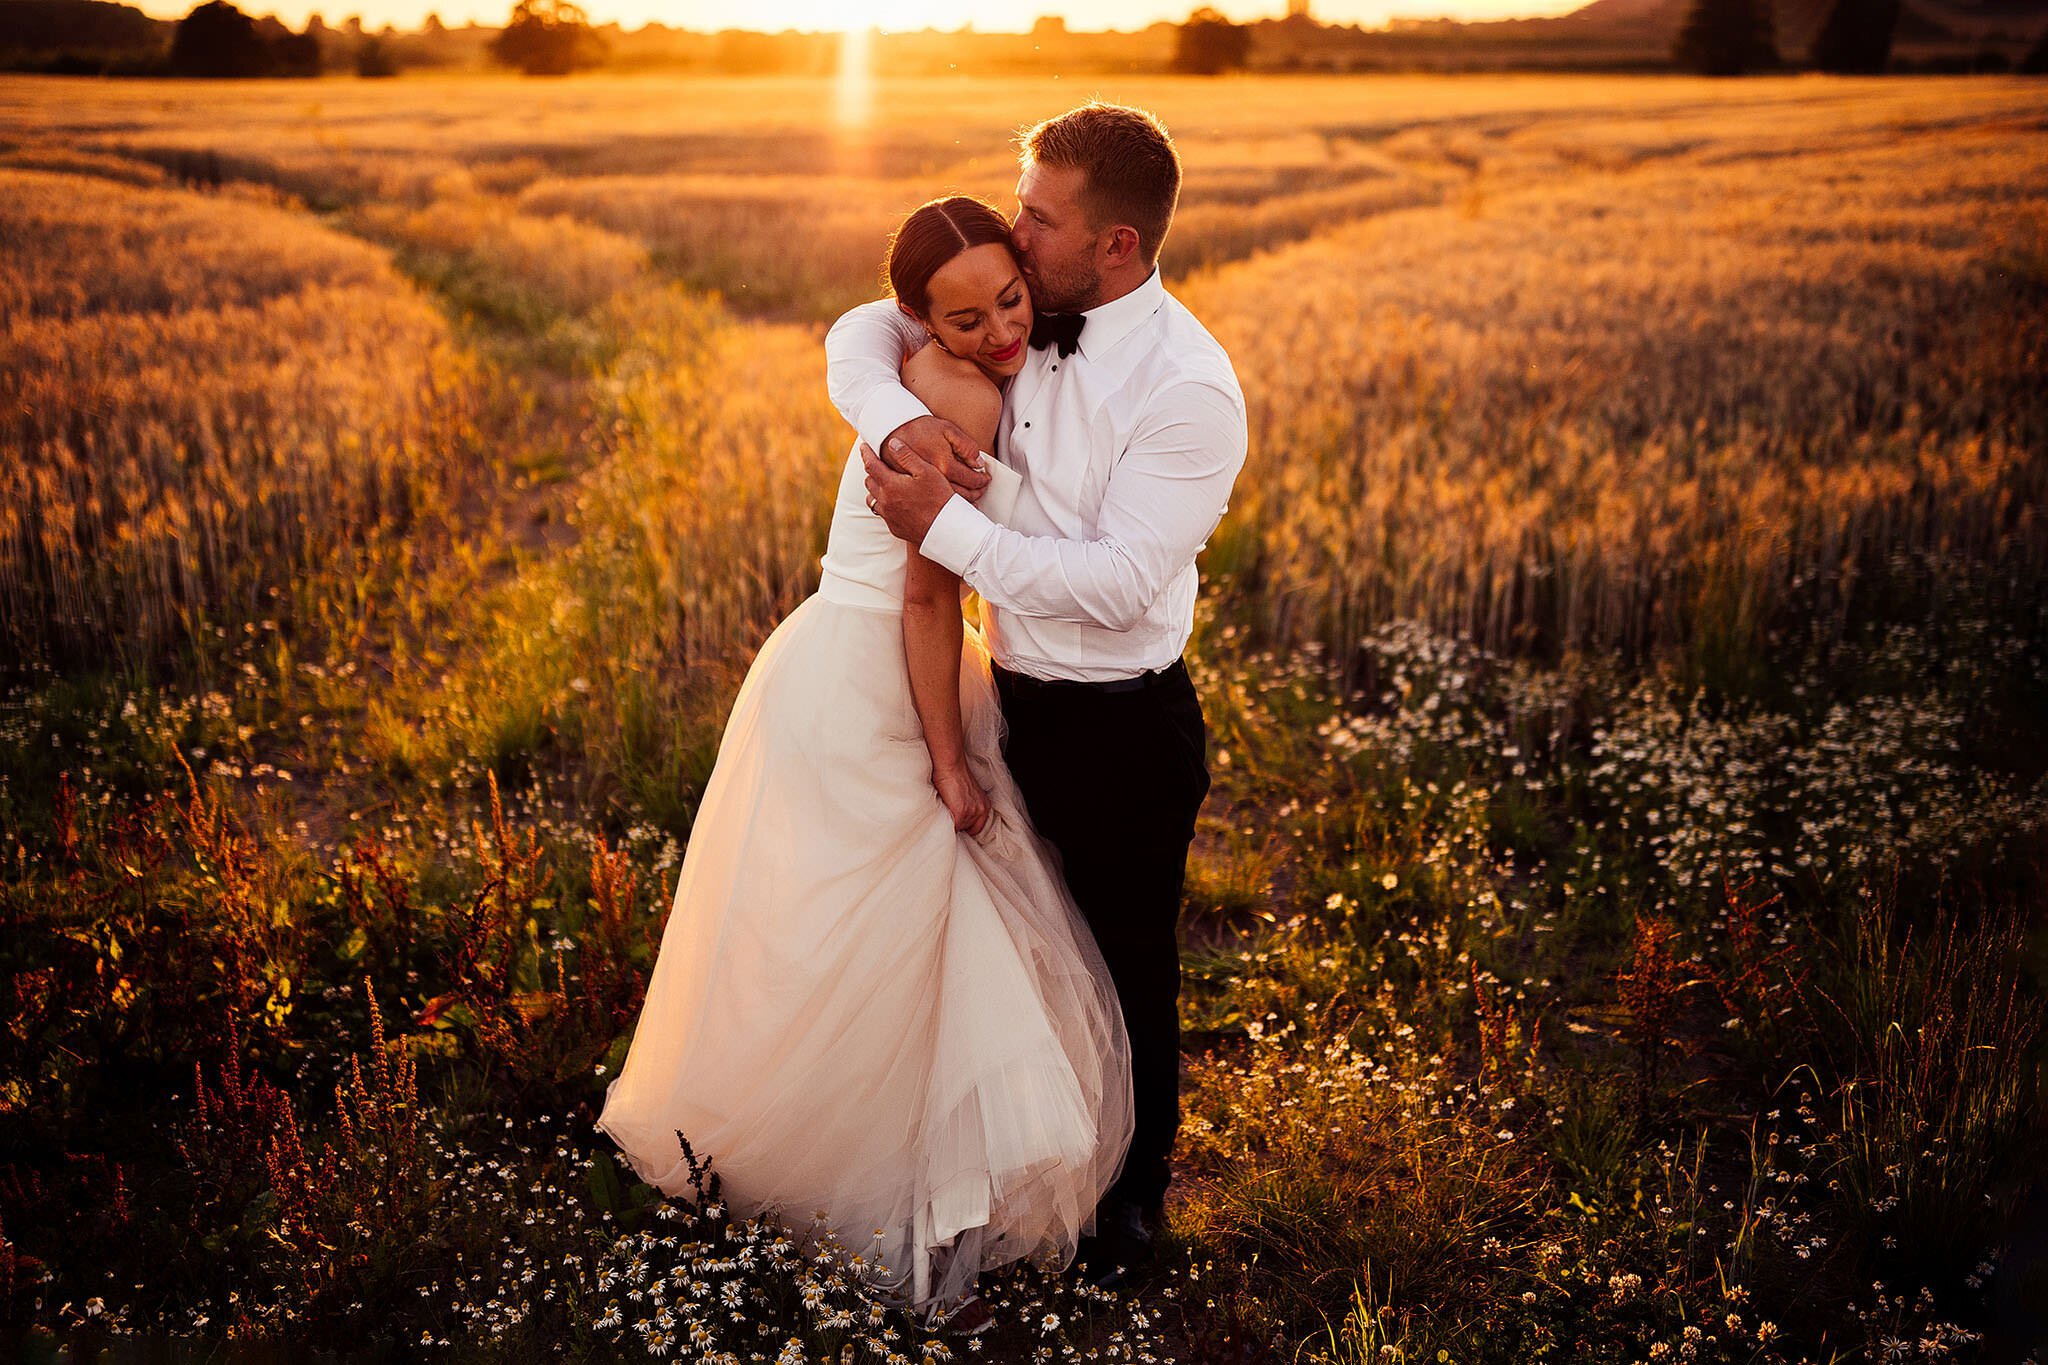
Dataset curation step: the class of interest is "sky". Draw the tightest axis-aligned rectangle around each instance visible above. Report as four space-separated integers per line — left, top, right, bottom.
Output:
129 0 1592 35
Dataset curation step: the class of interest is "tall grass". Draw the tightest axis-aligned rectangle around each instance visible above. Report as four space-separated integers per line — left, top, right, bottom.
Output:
1183 126 2048 681
0 169 479 672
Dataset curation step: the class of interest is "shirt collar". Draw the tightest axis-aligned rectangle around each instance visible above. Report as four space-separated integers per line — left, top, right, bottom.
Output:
1074 267 1164 362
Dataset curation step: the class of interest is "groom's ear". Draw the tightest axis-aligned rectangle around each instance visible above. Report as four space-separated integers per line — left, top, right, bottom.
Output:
1101 223 1143 269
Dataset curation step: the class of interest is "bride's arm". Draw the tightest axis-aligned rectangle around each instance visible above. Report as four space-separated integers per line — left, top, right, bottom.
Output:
898 347 1002 835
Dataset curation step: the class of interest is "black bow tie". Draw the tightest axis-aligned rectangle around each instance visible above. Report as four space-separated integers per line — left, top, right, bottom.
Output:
1029 311 1085 359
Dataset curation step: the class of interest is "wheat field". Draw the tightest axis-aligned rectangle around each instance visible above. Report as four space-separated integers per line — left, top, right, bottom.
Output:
2 71 2045 1364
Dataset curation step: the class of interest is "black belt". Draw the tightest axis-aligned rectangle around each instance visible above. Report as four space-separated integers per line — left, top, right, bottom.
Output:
993 659 1188 696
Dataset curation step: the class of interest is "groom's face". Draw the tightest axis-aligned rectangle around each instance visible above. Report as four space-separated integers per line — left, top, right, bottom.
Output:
1012 160 1103 315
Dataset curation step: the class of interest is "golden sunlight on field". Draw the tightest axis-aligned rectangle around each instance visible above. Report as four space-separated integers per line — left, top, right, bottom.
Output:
6 73 2038 676
0 167 477 665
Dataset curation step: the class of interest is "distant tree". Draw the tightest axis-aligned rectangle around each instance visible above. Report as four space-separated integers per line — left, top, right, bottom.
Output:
1672 0 1778 75
2021 25 2048 74
490 0 605 75
1809 0 1899 72
354 31 396 75
272 28 322 75
1174 6 1250 74
168 0 274 76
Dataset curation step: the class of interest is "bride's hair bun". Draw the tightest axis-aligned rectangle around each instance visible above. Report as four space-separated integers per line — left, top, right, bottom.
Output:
887 196 1014 317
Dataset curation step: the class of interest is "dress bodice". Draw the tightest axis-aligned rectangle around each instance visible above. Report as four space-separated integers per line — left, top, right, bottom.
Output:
817 443 907 612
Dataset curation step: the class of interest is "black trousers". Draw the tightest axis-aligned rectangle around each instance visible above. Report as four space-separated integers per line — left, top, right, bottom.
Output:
994 659 1209 1213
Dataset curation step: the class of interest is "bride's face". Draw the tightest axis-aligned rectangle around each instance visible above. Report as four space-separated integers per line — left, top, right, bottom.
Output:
922 242 1033 379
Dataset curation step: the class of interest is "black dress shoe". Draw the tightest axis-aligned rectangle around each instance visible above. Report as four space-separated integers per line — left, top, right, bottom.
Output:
1073 1199 1157 1291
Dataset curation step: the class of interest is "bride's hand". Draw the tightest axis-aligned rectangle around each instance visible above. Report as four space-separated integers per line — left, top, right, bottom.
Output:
933 764 992 837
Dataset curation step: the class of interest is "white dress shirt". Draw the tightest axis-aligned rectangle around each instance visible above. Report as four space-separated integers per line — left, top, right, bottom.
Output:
824 268 1248 683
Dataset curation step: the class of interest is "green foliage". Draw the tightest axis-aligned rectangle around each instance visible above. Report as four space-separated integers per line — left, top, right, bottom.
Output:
1671 0 1779 76
166 0 320 78
2022 27 2048 75
490 0 606 76
354 33 397 78
1175 7 1252 75
167 0 270 77
1808 0 1901 74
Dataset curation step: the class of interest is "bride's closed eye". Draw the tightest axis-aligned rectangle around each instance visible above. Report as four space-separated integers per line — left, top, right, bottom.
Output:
953 291 1024 338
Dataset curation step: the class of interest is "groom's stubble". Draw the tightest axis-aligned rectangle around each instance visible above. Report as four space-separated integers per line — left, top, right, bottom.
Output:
1015 236 1102 316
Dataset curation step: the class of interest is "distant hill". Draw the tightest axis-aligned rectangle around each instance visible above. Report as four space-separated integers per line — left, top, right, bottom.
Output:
1525 0 2048 50
1558 0 1969 47
1 0 170 71
1916 0 2048 29
1458 0 1925 49
1519 0 1685 35
1320 0 2039 70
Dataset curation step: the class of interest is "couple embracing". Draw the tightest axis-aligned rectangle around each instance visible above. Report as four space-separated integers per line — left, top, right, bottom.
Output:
596 101 1248 1326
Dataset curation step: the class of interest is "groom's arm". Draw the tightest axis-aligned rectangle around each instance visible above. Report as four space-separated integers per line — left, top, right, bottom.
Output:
906 380 1248 632
825 300 988 499
824 299 931 450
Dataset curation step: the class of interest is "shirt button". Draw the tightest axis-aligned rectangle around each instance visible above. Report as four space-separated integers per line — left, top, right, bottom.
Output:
1023 421 1031 429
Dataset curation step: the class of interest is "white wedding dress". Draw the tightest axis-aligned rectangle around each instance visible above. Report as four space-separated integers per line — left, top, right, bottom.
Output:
595 443 1134 1309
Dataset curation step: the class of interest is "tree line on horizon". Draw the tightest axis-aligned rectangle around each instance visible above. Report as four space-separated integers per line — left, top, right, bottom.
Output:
1178 0 2033 78
6 0 2046 79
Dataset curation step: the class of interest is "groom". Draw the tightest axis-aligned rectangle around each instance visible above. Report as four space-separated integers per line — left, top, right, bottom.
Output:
826 101 1247 1287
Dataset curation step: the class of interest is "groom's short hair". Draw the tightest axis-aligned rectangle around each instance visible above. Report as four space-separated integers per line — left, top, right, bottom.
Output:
1021 102 1181 269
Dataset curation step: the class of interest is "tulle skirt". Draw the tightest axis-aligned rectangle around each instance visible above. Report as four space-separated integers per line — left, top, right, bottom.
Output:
595 593 1134 1309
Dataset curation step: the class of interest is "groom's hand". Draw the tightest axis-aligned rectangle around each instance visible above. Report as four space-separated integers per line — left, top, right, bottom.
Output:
862 441 957 548
881 416 990 505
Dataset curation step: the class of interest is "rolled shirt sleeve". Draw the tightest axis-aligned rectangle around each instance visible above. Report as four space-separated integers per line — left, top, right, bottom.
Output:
824 299 932 453
919 380 1248 632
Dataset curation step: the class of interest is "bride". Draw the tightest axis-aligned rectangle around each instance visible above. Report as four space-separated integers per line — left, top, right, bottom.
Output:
595 196 1134 1318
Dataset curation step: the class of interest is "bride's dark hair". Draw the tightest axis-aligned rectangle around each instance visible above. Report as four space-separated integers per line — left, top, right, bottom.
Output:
887 196 1016 317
